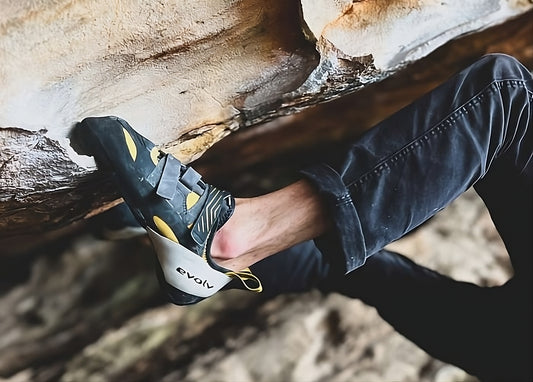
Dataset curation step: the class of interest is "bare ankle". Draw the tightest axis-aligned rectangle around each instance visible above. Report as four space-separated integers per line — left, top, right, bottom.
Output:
210 180 330 271
211 198 254 261
211 196 278 270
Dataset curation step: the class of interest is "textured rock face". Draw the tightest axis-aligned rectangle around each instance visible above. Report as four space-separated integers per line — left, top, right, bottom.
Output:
0 0 532 236
302 0 532 70
2 0 527 143
0 0 317 151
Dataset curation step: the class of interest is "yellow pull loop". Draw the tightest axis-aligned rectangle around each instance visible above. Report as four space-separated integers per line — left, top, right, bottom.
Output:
226 268 263 293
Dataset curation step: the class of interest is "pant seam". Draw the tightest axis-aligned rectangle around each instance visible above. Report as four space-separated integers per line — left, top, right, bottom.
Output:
347 79 530 190
334 193 353 206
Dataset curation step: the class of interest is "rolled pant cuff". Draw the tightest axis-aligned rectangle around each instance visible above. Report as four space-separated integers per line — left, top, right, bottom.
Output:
300 163 367 274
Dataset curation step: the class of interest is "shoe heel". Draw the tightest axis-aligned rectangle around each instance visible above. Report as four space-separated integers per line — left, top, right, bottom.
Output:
154 262 206 305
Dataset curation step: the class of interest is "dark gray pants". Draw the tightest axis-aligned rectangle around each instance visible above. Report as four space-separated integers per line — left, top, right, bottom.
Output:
251 54 533 381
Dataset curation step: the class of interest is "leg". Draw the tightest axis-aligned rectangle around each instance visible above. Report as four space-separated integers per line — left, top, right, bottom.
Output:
315 54 531 380
333 250 532 382
213 54 532 275
245 240 331 298
214 54 532 380
252 241 531 381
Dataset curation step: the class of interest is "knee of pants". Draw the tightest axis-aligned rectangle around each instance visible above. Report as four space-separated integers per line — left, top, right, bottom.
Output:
475 53 532 82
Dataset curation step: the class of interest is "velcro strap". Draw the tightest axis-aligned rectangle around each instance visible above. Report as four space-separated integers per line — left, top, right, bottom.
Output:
156 155 182 200
146 156 166 187
147 228 231 298
181 167 205 194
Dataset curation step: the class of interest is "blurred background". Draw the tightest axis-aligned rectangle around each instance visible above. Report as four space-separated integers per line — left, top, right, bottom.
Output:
0 11 531 382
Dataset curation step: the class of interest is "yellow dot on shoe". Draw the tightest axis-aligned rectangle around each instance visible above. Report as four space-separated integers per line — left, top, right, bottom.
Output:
153 216 179 243
186 192 200 210
122 128 137 161
150 147 161 166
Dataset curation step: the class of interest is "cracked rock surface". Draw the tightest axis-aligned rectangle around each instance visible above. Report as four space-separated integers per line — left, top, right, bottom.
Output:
0 1 531 236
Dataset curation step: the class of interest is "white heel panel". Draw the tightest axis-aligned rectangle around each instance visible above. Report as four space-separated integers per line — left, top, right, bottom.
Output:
147 228 231 298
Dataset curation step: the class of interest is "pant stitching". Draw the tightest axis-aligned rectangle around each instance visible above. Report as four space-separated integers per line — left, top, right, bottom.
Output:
347 79 530 190
335 193 353 206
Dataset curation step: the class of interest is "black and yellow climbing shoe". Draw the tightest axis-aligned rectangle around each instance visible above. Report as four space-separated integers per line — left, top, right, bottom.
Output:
72 116 262 305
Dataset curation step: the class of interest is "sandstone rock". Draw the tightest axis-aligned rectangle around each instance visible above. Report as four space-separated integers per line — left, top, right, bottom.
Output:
1 1 531 236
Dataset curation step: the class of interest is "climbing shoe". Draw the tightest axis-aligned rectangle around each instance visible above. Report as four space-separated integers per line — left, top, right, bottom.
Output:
72 116 262 305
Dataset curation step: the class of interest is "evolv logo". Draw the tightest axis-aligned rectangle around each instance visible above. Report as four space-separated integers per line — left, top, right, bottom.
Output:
176 267 214 289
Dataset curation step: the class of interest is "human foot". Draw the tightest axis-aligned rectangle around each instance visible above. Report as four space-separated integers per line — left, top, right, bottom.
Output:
72 116 262 305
